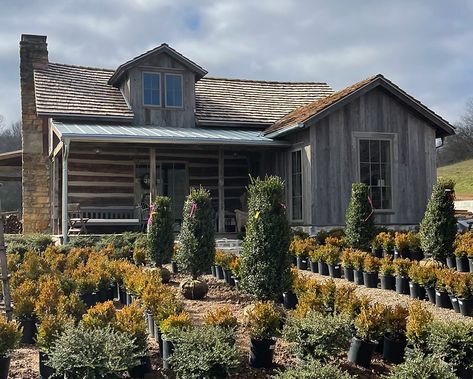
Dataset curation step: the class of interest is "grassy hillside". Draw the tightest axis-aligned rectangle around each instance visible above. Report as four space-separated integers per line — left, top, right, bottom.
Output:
438 159 473 199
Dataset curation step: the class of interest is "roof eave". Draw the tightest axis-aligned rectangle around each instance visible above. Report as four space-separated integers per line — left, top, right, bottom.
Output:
39 112 134 123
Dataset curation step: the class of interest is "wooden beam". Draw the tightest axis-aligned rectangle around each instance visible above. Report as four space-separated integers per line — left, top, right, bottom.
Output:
52 141 64 158
149 147 156 203
62 142 70 244
218 148 225 233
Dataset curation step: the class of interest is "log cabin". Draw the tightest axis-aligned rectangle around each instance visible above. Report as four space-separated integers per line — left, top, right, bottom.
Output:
18 34 455 242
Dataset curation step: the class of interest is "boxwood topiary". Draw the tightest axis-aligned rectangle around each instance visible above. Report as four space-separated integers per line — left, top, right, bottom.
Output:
147 196 174 267
176 187 215 280
419 179 457 262
345 183 375 251
240 176 292 300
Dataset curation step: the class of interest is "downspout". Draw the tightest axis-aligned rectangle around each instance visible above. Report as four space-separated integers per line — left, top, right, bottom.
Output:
62 140 70 244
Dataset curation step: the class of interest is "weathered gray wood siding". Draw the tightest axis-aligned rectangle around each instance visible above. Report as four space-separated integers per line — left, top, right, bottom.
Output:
306 87 436 226
121 52 196 127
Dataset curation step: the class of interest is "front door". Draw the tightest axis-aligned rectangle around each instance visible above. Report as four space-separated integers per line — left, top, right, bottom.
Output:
160 162 188 229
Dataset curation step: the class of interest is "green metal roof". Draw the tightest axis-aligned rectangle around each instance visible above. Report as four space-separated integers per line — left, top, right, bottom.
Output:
52 121 288 146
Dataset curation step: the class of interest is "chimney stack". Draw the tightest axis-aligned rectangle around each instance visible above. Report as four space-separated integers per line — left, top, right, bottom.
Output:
19 34 51 233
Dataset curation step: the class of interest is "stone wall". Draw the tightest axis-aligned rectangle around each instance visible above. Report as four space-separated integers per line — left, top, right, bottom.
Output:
20 34 51 233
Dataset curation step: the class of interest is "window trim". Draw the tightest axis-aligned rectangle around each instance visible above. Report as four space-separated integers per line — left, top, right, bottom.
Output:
353 132 396 213
164 73 184 109
289 148 304 222
142 71 162 108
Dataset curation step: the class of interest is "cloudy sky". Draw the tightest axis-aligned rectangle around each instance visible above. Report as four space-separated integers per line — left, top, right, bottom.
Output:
0 0 472 126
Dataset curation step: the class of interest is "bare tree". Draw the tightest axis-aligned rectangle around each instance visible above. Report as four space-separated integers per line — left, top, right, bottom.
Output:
0 117 22 154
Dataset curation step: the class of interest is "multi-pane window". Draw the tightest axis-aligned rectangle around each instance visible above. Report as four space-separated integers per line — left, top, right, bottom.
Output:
165 74 183 107
143 73 161 106
359 139 392 209
291 150 303 220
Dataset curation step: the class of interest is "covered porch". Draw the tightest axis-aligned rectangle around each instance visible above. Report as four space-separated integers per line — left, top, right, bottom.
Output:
49 121 288 242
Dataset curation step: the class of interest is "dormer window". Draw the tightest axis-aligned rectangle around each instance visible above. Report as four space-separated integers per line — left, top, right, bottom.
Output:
165 73 183 108
143 73 161 106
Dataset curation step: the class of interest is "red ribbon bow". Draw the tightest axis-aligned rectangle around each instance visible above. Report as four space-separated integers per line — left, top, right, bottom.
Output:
190 202 197 218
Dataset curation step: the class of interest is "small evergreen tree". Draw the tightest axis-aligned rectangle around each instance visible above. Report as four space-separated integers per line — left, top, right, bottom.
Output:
419 179 456 261
240 176 292 300
345 183 375 250
147 196 174 266
176 187 215 280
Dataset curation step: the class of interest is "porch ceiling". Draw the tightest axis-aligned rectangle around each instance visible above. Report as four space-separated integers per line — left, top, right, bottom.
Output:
51 121 289 147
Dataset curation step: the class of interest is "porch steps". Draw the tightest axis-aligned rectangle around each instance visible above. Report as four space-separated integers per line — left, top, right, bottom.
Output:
215 238 242 253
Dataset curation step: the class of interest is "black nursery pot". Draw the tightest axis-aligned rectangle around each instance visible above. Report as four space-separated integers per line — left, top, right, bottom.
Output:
80 292 97 308
162 338 174 369
249 338 276 368
347 337 376 368
215 265 225 280
456 365 473 379
425 286 436 304
128 356 151 378
328 264 341 278
118 284 127 305
154 324 163 357
469 258 473 273
171 260 178 274
380 274 395 290
383 334 406 364
363 272 378 288
409 281 426 300
410 250 424 261
395 276 409 295
446 256 457 269
233 277 240 291
223 269 232 284
0 356 10 379
309 260 319 273
211 265 216 277
344 267 354 282
296 256 308 270
126 291 133 306
146 311 155 336
354 270 364 285
39 351 62 379
227 272 236 287
318 261 329 276
449 294 460 313
436 290 453 309
282 291 298 310
456 256 470 272
20 317 37 345
458 297 473 317
372 247 383 258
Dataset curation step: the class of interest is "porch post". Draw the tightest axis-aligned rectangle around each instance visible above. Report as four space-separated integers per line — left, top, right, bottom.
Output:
218 148 225 233
149 147 156 203
61 140 70 244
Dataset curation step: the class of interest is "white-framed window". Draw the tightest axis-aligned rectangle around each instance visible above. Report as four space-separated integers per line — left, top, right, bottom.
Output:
143 72 161 106
359 139 392 210
291 149 303 221
165 73 183 108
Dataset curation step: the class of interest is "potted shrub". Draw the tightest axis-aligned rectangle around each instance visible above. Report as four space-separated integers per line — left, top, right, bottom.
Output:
176 187 215 300
160 312 192 370
0 316 22 379
348 303 386 367
147 196 174 282
273 359 352 379
386 351 457 379
394 232 409 259
393 258 412 295
292 237 315 270
204 305 238 331
240 176 292 301
214 249 227 280
407 264 426 300
308 246 321 273
407 232 423 261
72 265 98 307
378 231 395 257
454 233 471 272
324 245 342 278
11 279 38 344
435 268 455 309
363 255 380 288
453 273 473 316
245 301 281 368
383 305 408 364
221 252 237 285
379 255 396 290
351 251 366 285
371 234 383 258
345 183 375 251
229 255 241 289
406 301 432 352
341 248 356 281
317 246 330 276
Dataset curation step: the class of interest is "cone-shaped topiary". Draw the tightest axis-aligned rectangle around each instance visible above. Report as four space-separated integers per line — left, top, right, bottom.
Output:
176 187 215 280
419 179 457 262
240 176 292 300
147 196 174 267
345 183 375 251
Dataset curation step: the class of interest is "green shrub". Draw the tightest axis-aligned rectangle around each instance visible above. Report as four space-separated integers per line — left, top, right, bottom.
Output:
246 301 282 340
168 325 240 379
386 351 456 379
345 183 375 250
419 179 457 261
67 235 101 248
147 196 174 266
274 359 352 379
0 316 22 357
5 233 53 255
176 187 215 279
240 176 292 300
95 234 133 260
283 312 351 361
427 320 473 370
354 303 387 342
47 324 144 377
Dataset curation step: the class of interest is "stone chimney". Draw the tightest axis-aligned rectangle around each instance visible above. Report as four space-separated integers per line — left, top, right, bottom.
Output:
20 34 51 233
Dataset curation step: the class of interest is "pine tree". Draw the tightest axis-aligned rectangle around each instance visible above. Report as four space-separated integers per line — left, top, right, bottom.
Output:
240 176 292 300
345 183 375 250
147 196 174 267
419 179 456 261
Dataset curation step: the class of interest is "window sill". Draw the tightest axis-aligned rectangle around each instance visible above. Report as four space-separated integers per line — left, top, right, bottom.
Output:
373 210 395 215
